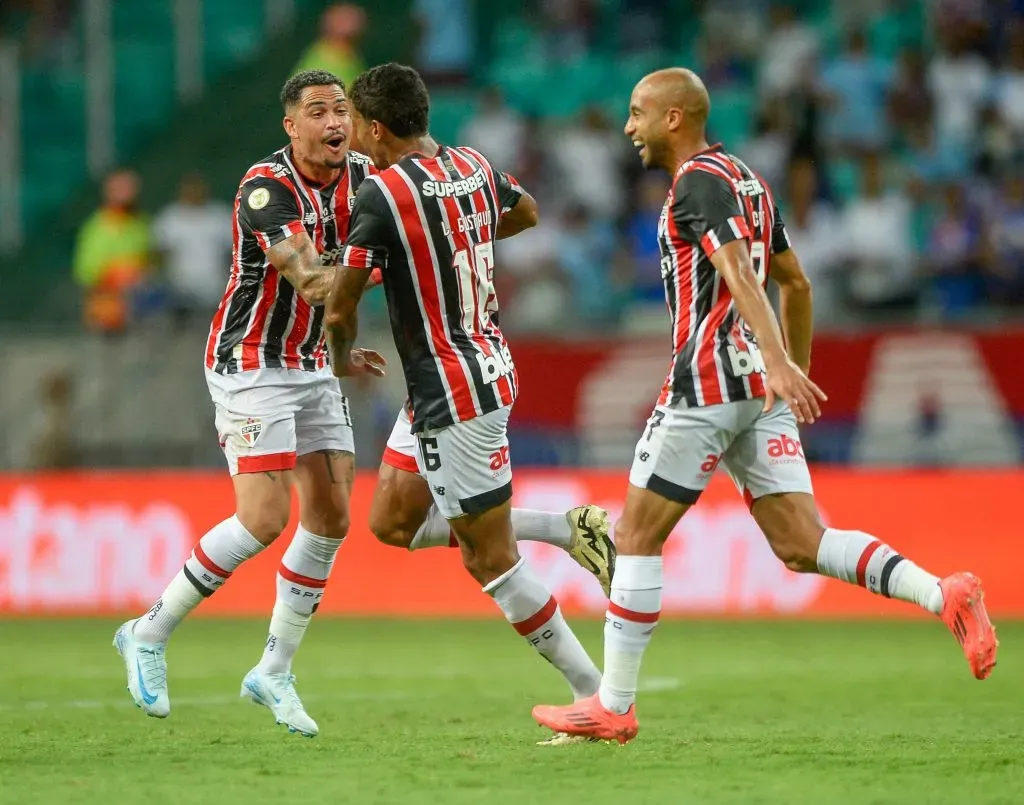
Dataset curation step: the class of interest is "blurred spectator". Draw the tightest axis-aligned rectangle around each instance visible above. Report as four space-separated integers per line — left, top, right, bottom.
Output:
744 105 791 193
616 0 667 53
975 102 1018 178
540 0 595 61
72 168 153 333
413 0 473 86
928 28 991 145
993 25 1024 133
819 29 892 153
555 205 623 325
985 174 1024 304
460 88 525 173
553 106 628 220
622 173 670 304
840 152 918 309
782 158 844 322
921 183 986 318
904 119 969 185
757 3 820 101
153 174 233 329
292 4 366 88
27 370 76 470
888 48 933 140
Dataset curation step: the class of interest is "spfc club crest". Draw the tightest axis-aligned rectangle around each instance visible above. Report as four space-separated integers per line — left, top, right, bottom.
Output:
240 418 263 447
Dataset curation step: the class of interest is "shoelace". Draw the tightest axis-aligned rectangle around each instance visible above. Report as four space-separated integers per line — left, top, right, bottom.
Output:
271 674 305 710
138 645 167 690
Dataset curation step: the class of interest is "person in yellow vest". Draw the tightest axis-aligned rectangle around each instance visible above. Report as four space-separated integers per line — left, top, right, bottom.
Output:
72 168 153 332
291 4 366 89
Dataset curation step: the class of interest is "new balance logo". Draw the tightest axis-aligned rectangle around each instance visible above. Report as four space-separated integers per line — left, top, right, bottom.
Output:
433 486 446 496
639 451 650 462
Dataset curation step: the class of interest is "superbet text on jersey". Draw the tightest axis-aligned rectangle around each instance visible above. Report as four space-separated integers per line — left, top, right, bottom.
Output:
205 148 373 374
656 144 789 408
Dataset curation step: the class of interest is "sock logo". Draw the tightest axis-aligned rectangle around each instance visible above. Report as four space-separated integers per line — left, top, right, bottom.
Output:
146 599 164 621
528 629 555 646
265 634 277 651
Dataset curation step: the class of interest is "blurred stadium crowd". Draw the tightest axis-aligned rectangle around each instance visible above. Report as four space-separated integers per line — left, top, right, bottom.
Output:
1 0 1022 469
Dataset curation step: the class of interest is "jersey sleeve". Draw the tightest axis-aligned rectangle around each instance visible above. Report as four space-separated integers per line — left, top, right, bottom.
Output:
494 169 524 215
671 169 751 257
340 179 392 272
771 203 791 254
236 176 304 251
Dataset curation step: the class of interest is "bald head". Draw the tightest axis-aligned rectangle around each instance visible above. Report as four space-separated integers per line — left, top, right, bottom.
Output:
624 68 712 172
636 68 710 128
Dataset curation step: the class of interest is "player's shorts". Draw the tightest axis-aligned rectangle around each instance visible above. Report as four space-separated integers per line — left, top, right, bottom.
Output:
205 367 354 476
415 405 513 519
628 398 813 506
381 406 419 474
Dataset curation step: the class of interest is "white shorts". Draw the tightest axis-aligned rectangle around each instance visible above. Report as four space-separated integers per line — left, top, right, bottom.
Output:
205 367 354 476
628 398 813 506
382 406 420 475
415 405 514 519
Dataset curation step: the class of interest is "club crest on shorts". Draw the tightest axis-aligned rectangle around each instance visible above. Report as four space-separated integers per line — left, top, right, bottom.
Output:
240 417 263 448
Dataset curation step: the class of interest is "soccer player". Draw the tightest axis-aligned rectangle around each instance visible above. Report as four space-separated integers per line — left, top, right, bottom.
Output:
113 70 385 736
325 63 604 711
531 68 998 744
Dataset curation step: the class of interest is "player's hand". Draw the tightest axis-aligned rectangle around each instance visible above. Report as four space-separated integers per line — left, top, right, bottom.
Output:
367 267 383 289
763 358 827 425
343 348 387 378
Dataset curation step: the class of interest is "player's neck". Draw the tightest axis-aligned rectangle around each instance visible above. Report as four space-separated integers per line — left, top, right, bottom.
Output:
291 147 344 186
668 137 711 175
389 134 440 164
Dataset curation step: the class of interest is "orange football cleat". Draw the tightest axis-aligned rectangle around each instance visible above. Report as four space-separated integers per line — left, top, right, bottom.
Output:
532 694 639 745
940 572 998 680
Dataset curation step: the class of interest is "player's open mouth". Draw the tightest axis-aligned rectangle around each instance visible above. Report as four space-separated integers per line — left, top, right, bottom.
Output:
633 140 646 158
324 135 346 152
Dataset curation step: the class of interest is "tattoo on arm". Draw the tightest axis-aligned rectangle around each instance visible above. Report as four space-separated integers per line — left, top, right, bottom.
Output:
266 233 335 305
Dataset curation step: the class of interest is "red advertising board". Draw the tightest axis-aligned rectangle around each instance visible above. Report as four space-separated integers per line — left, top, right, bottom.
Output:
0 469 1018 618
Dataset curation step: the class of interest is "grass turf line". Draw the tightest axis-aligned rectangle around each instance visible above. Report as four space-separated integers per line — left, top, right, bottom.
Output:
0 618 1019 805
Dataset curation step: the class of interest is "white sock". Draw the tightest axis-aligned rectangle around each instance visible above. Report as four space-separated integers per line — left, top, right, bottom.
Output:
510 509 572 548
408 505 456 550
599 555 662 714
258 525 344 674
134 515 264 643
816 528 943 614
484 557 601 699
408 507 572 551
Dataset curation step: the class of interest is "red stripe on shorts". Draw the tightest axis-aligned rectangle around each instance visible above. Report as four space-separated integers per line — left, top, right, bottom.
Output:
382 446 419 474
236 452 297 474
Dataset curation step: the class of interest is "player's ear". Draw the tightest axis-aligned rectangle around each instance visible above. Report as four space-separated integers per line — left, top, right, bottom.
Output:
665 107 684 132
283 113 297 140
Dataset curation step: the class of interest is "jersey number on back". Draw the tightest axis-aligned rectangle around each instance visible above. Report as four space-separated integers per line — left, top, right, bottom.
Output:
452 241 498 331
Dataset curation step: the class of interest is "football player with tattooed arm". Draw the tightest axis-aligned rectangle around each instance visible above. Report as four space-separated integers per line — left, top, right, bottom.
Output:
113 69 386 737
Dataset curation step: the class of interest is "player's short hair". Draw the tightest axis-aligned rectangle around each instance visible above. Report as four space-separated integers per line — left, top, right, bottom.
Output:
280 69 344 110
349 62 429 138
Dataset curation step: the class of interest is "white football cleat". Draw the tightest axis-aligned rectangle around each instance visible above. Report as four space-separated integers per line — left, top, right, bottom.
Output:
113 619 170 718
566 505 616 597
240 668 319 737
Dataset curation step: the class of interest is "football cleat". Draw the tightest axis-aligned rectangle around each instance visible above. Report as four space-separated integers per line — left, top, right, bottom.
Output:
566 505 616 597
536 731 605 746
240 668 319 737
939 572 998 680
113 619 170 718
533 694 639 745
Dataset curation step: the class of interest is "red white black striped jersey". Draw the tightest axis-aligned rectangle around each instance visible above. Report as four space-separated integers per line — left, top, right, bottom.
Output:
205 147 374 374
657 143 790 408
340 145 523 432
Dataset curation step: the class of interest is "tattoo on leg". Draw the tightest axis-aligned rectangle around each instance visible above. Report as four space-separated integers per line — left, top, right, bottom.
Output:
263 471 276 482
321 450 354 485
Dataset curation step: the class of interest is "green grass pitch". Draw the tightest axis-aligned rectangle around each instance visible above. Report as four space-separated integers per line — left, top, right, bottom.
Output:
0 618 1019 805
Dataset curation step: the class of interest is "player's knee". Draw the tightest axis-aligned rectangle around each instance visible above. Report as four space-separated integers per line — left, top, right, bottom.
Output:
611 520 662 556
237 503 290 545
369 512 413 548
